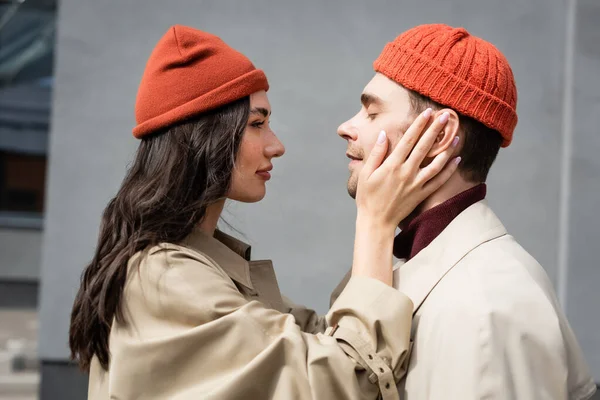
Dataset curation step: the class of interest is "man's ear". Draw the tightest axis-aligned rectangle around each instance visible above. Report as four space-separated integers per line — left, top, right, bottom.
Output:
426 108 460 158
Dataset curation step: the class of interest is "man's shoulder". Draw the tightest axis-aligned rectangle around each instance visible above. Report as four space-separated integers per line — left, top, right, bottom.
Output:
418 201 557 313
467 232 540 267
419 234 562 333
461 233 556 297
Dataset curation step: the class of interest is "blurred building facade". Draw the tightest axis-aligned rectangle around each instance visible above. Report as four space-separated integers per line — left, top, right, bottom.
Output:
0 0 54 398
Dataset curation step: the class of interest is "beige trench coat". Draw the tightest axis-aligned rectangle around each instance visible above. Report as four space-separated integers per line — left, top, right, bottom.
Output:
333 200 596 400
88 229 413 399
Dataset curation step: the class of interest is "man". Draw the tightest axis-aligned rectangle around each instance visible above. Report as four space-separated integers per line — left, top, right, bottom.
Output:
334 24 596 399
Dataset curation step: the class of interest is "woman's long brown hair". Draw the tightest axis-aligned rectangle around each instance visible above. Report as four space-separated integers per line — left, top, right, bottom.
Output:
69 97 250 371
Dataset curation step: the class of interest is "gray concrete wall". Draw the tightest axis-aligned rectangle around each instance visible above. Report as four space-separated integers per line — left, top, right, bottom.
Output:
566 0 600 380
38 0 599 389
0 229 42 281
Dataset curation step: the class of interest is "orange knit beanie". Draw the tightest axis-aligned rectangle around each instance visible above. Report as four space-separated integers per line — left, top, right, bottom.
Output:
374 24 517 147
133 25 269 138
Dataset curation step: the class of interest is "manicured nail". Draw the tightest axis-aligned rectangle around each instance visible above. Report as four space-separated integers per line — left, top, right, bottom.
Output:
423 108 433 119
454 156 462 165
439 112 450 124
377 130 387 144
452 136 460 147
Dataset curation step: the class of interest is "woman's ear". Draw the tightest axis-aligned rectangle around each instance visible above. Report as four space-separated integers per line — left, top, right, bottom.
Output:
426 108 460 158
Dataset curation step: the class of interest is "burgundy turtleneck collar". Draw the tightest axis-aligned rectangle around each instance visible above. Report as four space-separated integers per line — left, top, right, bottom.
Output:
393 184 487 260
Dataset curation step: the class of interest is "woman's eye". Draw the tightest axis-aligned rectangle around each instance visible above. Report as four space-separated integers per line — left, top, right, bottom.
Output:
367 113 378 120
251 121 265 128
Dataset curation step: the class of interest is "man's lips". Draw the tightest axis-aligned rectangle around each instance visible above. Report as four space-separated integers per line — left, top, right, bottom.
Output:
346 154 362 169
346 153 362 161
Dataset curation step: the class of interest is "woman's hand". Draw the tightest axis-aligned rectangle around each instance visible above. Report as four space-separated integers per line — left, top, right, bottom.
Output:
352 108 460 284
356 108 460 230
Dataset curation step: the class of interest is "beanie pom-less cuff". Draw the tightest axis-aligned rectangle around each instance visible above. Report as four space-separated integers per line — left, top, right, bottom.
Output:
374 41 517 147
133 69 268 138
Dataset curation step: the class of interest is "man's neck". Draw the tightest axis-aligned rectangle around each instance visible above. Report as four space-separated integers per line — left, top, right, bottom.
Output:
401 173 480 229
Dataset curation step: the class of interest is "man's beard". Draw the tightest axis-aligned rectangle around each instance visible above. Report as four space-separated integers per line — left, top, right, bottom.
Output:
347 172 358 199
346 146 363 199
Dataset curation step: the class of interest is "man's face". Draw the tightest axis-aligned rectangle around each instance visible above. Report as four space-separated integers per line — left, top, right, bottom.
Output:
338 73 414 198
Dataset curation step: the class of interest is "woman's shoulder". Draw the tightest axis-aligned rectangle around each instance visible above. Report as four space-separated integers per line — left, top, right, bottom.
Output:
114 242 231 344
138 241 220 268
123 242 234 323
128 241 229 288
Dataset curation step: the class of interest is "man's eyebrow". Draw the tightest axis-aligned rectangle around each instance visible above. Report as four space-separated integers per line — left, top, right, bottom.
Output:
250 107 270 117
360 93 383 107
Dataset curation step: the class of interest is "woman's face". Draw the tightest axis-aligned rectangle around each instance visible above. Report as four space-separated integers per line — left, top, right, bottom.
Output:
228 91 285 202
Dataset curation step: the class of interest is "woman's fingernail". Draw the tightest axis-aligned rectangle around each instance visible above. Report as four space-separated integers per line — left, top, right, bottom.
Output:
423 108 433 118
454 156 462 165
377 130 386 144
452 136 460 147
439 112 450 124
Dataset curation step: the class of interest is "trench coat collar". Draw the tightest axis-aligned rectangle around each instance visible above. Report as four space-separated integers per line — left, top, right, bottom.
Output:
393 200 507 315
183 228 254 290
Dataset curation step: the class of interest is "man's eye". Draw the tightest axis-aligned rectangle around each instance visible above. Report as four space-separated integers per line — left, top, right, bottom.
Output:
251 121 265 128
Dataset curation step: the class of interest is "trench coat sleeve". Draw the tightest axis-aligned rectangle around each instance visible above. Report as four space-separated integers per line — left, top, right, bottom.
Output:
115 247 413 400
282 295 328 334
284 267 352 335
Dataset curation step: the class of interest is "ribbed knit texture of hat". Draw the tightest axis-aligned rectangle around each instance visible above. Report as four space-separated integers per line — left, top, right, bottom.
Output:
374 24 517 147
133 25 269 138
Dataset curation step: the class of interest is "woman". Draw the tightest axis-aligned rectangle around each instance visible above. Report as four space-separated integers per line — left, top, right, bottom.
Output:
69 25 458 400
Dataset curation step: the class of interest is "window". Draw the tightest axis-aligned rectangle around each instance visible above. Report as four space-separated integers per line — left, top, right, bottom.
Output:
0 0 56 229
0 151 47 212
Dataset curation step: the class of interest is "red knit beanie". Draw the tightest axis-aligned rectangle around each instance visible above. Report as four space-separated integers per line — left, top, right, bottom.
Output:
374 24 517 147
133 25 269 138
